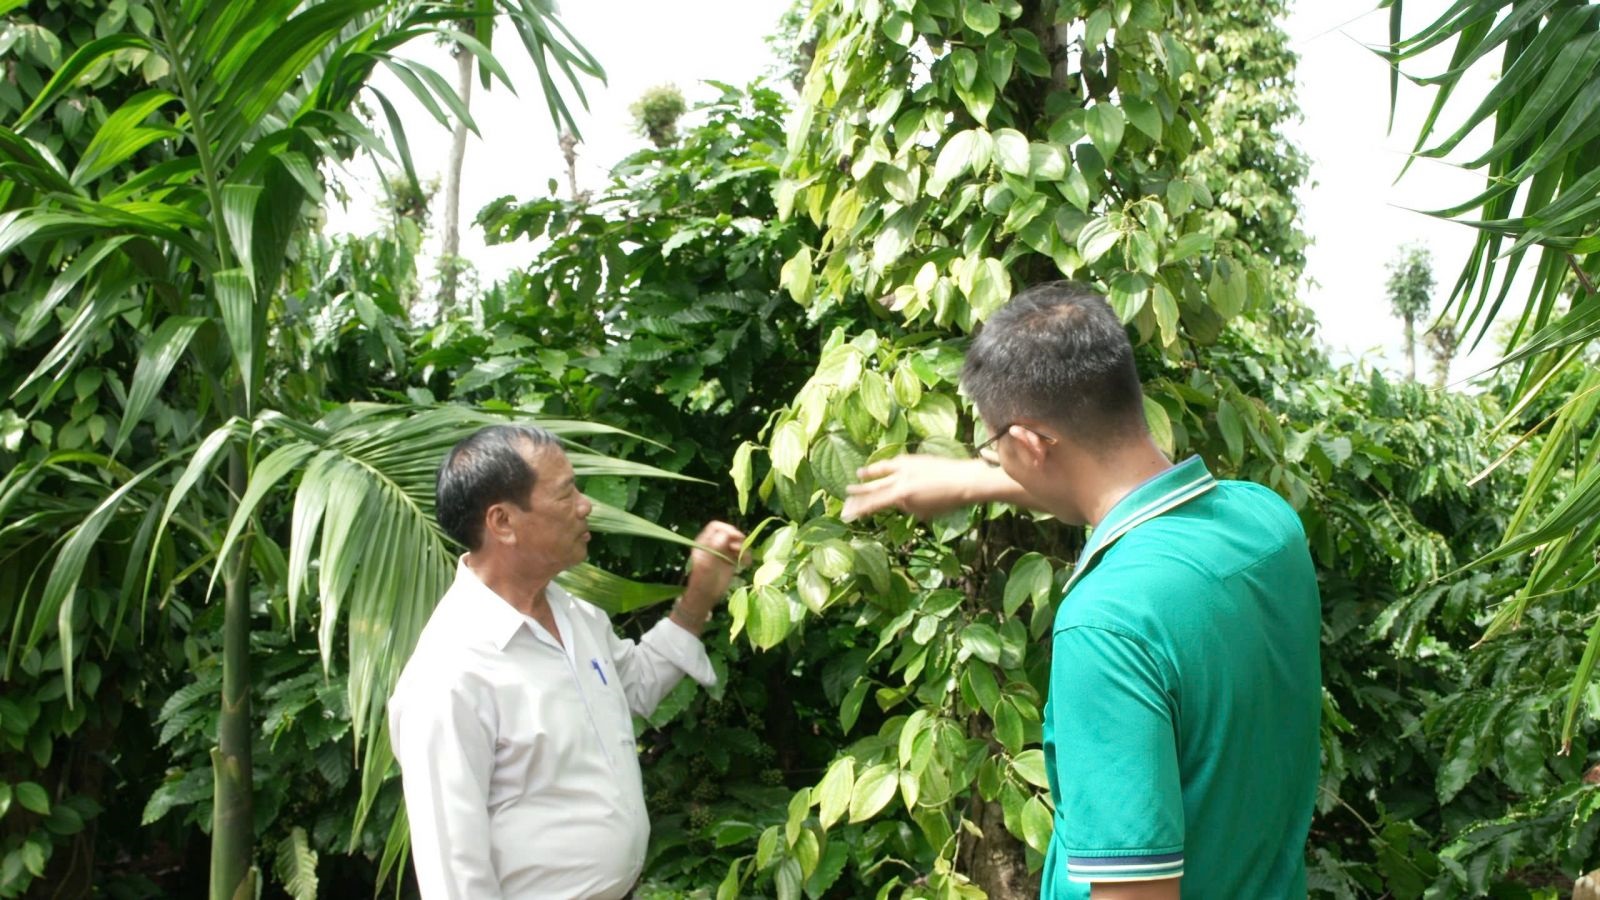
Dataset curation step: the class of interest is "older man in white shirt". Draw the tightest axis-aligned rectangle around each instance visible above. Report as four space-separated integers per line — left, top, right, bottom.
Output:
388 424 745 899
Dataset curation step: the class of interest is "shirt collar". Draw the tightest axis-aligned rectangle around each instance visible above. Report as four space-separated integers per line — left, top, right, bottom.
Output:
1064 456 1218 594
451 557 535 651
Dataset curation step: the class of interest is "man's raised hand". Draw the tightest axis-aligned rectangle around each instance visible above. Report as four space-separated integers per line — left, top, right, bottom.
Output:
679 521 747 616
841 455 986 521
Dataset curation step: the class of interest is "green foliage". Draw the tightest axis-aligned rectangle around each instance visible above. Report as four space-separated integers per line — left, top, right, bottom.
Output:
712 1 1599 897
446 81 822 579
0 0 654 894
718 0 1323 894
1384 0 1600 752
0 2 1595 898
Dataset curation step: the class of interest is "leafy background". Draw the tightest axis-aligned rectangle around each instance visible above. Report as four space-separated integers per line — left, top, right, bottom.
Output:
0 0 1597 898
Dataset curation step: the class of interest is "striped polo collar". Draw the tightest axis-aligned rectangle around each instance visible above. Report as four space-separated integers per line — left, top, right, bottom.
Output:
1063 456 1218 594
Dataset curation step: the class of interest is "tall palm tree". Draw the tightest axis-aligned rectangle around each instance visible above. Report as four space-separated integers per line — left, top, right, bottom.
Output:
1386 243 1435 382
0 1 642 895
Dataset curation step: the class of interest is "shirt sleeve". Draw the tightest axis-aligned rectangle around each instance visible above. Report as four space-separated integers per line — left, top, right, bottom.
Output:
607 616 716 718
1050 624 1184 885
389 676 504 899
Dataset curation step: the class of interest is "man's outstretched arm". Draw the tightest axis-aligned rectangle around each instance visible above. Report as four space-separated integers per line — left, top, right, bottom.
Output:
609 521 746 716
841 454 1043 521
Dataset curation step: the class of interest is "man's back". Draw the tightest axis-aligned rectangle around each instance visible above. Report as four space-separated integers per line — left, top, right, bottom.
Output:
1043 463 1321 898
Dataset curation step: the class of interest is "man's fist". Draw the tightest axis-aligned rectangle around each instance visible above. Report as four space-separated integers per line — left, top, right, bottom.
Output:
673 521 747 634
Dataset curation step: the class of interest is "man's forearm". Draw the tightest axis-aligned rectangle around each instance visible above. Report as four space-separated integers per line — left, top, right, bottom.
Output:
961 459 1044 510
669 520 744 637
1092 879 1181 900
668 594 712 637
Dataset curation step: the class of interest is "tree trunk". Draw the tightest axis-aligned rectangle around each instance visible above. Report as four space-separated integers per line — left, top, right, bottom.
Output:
438 45 472 316
210 449 255 900
560 131 580 201
1403 314 1416 382
963 795 1037 899
958 678 1042 900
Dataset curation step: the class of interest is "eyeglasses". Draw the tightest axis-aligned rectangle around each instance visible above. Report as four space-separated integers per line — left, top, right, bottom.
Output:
971 423 1059 458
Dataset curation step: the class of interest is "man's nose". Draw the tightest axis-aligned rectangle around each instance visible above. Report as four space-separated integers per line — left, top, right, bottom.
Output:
578 496 593 518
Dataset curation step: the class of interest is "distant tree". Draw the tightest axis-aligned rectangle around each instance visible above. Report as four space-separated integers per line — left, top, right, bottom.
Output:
1386 243 1434 382
1425 315 1460 390
630 84 687 148
382 172 437 228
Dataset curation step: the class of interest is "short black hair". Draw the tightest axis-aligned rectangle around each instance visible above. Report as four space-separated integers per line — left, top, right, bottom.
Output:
436 424 559 550
961 282 1147 447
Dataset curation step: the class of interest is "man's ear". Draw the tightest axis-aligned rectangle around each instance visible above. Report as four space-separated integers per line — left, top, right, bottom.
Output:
482 503 515 546
1011 423 1055 467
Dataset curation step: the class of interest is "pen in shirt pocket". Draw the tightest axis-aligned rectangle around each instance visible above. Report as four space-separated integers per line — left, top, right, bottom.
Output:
590 658 608 685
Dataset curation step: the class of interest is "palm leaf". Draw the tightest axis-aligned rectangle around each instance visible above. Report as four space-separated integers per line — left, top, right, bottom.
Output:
114 315 207 456
0 2 609 892
12 34 154 129
12 236 133 345
555 563 684 614
26 462 164 705
143 419 247 606
272 827 318 900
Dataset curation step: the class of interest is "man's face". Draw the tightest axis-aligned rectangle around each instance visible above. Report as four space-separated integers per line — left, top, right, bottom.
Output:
503 443 592 574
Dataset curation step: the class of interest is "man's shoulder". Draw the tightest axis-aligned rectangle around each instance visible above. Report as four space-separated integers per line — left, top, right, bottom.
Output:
1205 478 1305 540
1219 475 1301 514
1074 532 1213 604
1113 478 1306 573
1056 538 1196 643
1057 480 1300 634
1053 563 1188 650
392 592 490 698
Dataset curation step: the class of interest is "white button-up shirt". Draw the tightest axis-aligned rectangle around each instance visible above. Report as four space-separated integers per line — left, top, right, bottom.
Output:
389 560 715 899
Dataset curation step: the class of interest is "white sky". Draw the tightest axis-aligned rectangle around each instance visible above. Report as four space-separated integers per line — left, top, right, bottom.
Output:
1284 1 1513 384
327 0 1513 385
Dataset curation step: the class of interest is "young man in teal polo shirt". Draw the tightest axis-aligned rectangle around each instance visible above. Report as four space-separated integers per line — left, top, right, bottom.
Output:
843 282 1321 898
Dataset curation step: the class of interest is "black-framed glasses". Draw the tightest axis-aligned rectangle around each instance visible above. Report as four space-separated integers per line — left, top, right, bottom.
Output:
971 423 1059 458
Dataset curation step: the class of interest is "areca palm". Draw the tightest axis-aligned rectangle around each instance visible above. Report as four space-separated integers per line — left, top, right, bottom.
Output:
0 1 643 895
1383 1 1600 747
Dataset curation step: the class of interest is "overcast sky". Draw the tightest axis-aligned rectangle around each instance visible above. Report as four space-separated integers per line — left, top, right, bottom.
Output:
327 0 1509 385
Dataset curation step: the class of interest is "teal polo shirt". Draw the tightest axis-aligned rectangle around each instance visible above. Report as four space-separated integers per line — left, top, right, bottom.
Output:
1040 456 1321 898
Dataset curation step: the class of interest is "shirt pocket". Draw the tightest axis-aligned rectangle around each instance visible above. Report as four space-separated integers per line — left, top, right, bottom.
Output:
586 658 646 799
585 657 634 736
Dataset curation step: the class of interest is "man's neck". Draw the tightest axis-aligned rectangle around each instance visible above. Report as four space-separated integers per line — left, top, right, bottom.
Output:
465 552 554 618
1078 441 1174 528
